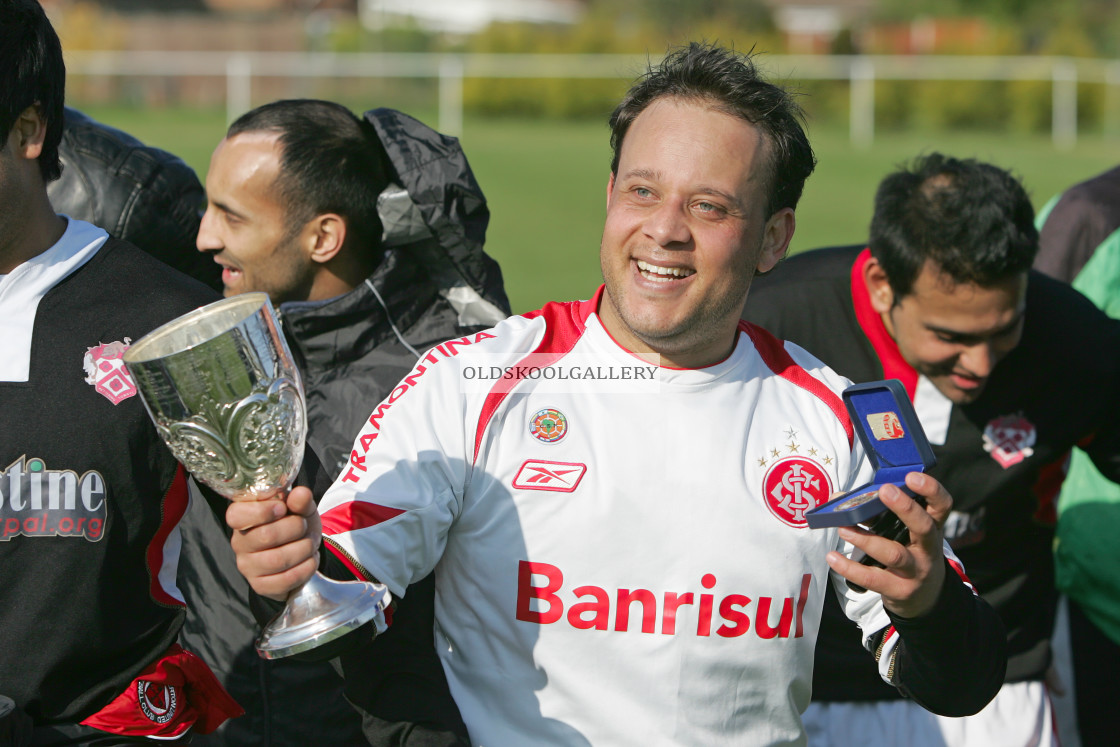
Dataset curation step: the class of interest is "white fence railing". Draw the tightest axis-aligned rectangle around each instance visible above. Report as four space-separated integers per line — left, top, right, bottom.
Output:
64 51 1120 147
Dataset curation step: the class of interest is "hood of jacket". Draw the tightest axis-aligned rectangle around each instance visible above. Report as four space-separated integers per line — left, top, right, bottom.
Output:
278 108 511 477
365 106 510 327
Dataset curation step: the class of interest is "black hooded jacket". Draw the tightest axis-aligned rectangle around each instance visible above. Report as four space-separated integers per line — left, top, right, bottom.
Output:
177 108 509 747
284 106 509 477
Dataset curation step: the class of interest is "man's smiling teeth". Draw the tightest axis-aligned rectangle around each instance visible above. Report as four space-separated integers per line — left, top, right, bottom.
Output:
636 260 695 282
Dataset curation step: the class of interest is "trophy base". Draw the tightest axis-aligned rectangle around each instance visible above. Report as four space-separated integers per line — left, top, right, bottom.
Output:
255 572 391 659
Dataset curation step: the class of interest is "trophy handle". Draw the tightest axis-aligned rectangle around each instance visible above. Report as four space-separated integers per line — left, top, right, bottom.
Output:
255 572 392 659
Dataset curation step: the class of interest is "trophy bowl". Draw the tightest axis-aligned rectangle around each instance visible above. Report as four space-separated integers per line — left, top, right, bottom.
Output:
123 293 389 658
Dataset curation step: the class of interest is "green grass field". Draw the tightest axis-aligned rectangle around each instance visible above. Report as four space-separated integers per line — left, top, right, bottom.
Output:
76 104 1120 313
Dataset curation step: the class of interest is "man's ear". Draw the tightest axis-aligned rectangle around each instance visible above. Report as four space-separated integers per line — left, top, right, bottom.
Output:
306 214 347 264
606 172 616 210
756 208 795 274
12 104 47 159
863 256 895 313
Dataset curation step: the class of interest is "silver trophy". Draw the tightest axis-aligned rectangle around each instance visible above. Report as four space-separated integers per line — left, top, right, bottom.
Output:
123 293 389 658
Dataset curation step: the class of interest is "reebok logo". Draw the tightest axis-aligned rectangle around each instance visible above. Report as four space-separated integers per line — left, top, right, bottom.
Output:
513 460 587 492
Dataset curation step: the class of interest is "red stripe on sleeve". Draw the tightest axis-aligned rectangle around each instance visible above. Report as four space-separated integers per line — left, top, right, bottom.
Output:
1031 453 1069 526
946 556 977 594
742 321 854 449
321 502 406 536
850 249 919 398
148 464 190 607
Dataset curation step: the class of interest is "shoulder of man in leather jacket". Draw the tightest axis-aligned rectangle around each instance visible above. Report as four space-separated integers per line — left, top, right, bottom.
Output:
47 107 222 291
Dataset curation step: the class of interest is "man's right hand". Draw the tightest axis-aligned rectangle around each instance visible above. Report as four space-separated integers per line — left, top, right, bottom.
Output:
227 486 322 601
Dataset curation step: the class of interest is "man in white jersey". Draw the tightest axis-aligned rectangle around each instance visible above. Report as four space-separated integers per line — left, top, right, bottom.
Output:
227 43 1007 745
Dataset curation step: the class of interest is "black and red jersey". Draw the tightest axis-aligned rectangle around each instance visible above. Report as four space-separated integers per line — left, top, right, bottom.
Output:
0 222 219 725
743 245 1120 700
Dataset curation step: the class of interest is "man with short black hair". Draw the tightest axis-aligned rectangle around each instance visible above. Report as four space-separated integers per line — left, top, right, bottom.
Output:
199 100 386 305
226 45 1007 745
184 97 509 746
0 1 238 742
744 153 1120 746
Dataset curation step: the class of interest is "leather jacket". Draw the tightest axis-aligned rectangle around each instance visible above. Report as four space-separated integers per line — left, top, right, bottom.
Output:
47 107 221 291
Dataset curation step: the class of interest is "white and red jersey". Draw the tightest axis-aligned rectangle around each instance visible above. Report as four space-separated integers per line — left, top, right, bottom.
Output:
319 287 885 746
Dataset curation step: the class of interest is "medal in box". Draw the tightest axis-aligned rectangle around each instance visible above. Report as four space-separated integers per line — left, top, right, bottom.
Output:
806 379 936 535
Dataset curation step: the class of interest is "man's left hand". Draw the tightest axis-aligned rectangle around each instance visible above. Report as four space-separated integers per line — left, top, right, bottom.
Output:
825 471 951 618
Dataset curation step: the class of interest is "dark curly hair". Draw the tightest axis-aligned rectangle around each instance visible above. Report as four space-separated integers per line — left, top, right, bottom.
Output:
0 0 66 182
609 42 816 217
869 153 1038 299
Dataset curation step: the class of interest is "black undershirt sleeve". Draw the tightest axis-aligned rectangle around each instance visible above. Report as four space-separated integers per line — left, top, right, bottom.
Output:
247 544 469 745
879 559 1008 716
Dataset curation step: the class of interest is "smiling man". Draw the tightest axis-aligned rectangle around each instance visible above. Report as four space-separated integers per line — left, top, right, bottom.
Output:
184 99 509 747
743 154 1120 746
198 103 386 304
223 46 1007 746
597 97 794 366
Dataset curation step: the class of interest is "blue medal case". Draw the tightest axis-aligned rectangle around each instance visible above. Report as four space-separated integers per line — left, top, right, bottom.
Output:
806 379 936 529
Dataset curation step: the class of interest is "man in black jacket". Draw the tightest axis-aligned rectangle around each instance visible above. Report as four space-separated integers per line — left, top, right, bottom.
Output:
743 154 1120 746
182 99 509 746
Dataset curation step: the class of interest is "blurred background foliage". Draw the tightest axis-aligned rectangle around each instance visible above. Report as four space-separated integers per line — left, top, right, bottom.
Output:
343 0 1115 132
47 0 1120 310
49 0 1120 134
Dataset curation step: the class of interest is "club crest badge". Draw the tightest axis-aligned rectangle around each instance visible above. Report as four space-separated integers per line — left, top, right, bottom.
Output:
137 680 178 725
982 413 1036 469
529 408 568 444
83 339 137 405
762 456 833 527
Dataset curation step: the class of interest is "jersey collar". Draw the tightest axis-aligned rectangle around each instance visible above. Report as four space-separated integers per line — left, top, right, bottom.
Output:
850 248 919 398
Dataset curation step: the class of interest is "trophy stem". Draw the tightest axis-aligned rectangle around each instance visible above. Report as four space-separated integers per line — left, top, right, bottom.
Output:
255 572 391 659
